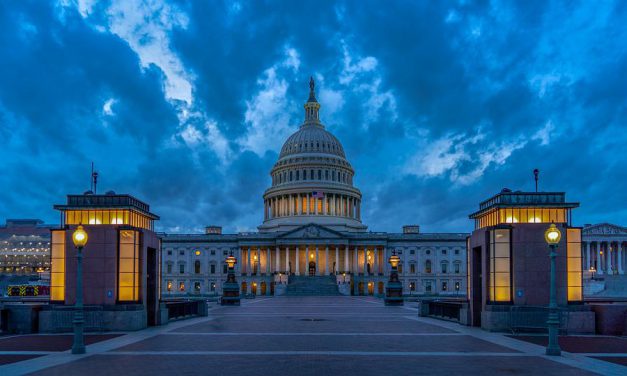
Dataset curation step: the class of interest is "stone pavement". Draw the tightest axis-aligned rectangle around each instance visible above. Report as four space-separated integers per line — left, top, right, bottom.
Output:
0 296 625 375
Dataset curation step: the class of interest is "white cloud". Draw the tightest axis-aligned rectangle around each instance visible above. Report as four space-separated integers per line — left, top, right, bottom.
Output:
104 0 192 104
283 47 301 71
238 48 302 156
404 127 532 185
532 120 555 146
102 98 116 115
529 73 562 98
176 112 231 164
339 43 378 85
319 88 345 118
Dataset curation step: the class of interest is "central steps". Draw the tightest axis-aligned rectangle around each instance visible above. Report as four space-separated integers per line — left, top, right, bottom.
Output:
285 275 341 296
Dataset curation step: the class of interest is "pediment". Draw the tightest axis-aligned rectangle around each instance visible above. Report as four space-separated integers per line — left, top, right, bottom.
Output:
277 223 344 239
583 223 627 235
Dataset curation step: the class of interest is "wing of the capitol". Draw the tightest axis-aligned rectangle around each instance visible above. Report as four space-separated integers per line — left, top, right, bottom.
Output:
160 79 468 298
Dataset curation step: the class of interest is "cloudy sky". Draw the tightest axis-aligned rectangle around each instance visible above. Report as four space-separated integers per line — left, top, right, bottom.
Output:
1 1 626 234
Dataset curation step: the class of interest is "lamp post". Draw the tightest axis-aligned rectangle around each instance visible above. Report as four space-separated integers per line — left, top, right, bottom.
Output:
384 250 403 306
71 225 88 355
544 223 562 356
221 251 240 306
589 266 596 281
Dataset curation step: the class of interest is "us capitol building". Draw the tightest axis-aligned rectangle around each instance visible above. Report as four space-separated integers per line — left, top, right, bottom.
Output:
161 79 468 297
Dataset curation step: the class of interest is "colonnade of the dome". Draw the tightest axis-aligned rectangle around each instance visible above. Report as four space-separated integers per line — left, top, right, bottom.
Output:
264 192 361 221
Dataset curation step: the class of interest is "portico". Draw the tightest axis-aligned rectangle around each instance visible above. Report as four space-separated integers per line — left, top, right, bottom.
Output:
582 224 627 276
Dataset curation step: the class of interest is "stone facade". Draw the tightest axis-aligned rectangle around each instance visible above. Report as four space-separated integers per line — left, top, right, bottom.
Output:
161 80 468 298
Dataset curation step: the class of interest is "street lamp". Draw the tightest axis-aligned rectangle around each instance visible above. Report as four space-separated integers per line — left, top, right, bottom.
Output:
71 225 88 355
384 250 403 306
544 223 561 356
589 266 596 281
221 251 240 306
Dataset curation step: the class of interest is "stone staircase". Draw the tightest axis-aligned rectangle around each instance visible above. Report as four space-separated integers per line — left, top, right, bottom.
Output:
285 275 341 296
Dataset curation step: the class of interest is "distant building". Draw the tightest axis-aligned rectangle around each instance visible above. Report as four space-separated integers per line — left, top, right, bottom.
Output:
161 79 468 298
0 219 54 275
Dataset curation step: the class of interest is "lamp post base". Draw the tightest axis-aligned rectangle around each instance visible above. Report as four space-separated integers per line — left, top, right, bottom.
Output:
384 282 404 306
221 281 241 306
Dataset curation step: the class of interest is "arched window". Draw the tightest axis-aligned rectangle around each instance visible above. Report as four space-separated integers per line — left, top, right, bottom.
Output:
290 171 293 181
441 261 448 274
425 260 432 273
194 260 201 274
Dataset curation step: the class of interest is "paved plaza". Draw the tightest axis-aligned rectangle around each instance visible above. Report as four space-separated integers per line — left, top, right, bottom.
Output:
0 297 625 375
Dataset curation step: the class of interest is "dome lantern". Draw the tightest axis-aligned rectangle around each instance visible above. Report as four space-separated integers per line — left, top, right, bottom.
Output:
304 76 321 124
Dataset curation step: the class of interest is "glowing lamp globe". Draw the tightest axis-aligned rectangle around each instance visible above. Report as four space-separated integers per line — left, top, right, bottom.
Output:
225 252 237 269
544 223 561 245
72 225 88 248
388 251 401 268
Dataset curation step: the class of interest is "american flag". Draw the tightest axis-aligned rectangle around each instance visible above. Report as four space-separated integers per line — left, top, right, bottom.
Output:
312 191 325 199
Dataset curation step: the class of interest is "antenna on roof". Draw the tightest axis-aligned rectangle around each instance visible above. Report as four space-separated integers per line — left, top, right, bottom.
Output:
91 162 99 194
533 168 539 192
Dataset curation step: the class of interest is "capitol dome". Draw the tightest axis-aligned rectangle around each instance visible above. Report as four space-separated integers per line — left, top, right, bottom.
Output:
258 78 366 233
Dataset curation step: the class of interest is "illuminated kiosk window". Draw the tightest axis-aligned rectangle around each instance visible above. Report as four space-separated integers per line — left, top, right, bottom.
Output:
489 229 511 303
50 230 66 302
470 192 577 230
567 228 583 302
118 230 140 302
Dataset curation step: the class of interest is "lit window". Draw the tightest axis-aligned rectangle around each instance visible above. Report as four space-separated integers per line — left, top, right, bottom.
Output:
167 280 172 291
179 282 185 291
194 282 201 292
425 260 432 273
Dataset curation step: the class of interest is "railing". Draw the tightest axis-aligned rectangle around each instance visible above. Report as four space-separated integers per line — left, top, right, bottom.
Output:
427 301 461 321
165 300 200 321
510 306 568 334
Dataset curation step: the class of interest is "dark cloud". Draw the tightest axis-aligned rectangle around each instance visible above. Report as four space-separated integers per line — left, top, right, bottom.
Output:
0 0 626 234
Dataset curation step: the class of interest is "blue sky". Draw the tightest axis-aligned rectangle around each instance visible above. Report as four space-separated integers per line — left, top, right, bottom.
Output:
1 1 626 233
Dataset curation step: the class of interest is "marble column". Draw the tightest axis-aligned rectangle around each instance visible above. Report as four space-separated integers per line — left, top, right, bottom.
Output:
316 246 320 275
353 247 358 274
585 242 591 270
335 246 339 274
374 248 378 275
296 246 301 275
596 242 604 275
266 247 270 274
344 247 349 273
285 246 290 274
618 243 624 274
325 246 329 275
607 242 614 274
247 247 251 275
275 246 280 273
